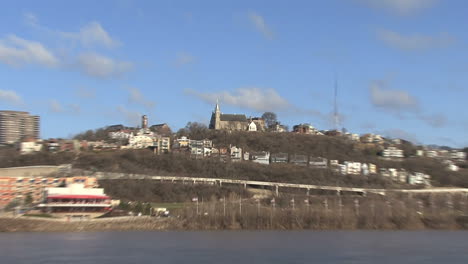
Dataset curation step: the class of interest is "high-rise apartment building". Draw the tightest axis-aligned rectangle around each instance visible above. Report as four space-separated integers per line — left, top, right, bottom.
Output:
0 111 40 144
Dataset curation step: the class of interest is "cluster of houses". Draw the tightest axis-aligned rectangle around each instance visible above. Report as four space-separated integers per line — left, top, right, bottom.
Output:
168 136 432 186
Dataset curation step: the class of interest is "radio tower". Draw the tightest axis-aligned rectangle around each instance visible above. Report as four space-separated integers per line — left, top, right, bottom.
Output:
333 75 339 131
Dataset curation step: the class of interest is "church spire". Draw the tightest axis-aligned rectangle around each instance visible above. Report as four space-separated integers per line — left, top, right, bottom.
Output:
214 98 220 113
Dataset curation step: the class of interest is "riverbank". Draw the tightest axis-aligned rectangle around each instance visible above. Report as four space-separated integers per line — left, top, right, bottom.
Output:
0 216 179 232
1 213 468 232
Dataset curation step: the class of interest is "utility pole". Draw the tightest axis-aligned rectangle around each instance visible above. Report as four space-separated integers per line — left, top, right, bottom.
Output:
223 196 226 217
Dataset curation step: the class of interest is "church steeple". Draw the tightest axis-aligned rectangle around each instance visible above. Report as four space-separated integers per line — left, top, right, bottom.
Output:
210 99 221 130
214 98 220 113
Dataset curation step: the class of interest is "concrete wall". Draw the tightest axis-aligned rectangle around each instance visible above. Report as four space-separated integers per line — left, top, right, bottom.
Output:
0 165 70 177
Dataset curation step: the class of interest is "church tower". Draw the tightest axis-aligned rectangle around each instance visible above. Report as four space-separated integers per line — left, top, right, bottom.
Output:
209 100 221 129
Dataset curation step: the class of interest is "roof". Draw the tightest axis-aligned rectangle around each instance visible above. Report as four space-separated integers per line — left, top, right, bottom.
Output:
48 195 110 199
150 123 169 128
220 114 247 122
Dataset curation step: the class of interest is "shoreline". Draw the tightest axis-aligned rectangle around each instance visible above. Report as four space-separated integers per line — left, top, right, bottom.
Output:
1 216 467 232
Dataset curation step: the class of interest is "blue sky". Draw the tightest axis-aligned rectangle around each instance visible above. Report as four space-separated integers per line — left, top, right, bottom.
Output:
0 0 467 147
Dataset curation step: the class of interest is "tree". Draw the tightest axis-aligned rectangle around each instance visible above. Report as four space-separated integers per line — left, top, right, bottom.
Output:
5 199 21 211
185 122 209 139
261 112 277 129
24 193 33 205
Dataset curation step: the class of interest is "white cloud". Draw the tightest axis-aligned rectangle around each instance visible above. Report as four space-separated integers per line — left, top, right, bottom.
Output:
49 99 64 113
248 11 274 40
116 106 141 126
76 52 133 78
0 35 59 67
187 87 289 112
126 87 155 109
175 52 195 67
357 0 438 15
48 99 82 114
75 86 96 99
0 89 23 105
370 80 419 112
23 12 39 27
418 113 447 128
60 21 120 48
369 79 449 128
377 29 455 51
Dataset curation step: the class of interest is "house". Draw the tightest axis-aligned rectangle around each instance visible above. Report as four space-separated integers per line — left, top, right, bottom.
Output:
398 169 409 183
271 153 288 163
175 136 190 148
250 151 270 165
251 117 266 131
361 134 384 144
324 130 342 137
425 150 438 158
450 150 466 161
230 146 242 162
362 163 369 175
156 137 171 154
344 161 361 175
271 122 287 132
247 121 257 132
309 157 328 169
290 154 308 166
189 139 212 149
293 124 322 135
443 160 459 171
368 163 377 174
108 130 133 140
20 139 43 154
382 146 404 158
408 172 431 186
379 168 390 178
388 168 398 181
338 164 347 175
149 123 172 136
128 135 154 149
345 133 360 142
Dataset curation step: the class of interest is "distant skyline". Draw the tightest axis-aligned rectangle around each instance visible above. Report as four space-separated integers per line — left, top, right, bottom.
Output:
0 0 467 147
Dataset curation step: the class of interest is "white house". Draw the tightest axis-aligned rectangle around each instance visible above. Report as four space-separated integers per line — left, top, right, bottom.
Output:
250 151 270 165
20 141 43 154
382 146 404 158
128 135 154 149
248 121 257 132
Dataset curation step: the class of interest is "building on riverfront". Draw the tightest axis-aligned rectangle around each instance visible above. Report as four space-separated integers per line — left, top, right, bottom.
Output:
0 165 97 208
38 183 112 220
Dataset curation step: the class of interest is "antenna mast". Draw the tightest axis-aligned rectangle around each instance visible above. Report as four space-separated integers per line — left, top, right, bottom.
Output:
334 74 339 131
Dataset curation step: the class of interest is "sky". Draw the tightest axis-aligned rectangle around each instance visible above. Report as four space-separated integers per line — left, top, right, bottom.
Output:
0 0 467 147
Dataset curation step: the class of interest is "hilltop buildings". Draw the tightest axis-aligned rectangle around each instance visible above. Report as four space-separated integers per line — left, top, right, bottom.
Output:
0 110 40 145
209 102 265 131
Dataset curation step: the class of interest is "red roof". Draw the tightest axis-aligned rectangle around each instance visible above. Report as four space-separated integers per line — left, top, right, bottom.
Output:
48 195 110 199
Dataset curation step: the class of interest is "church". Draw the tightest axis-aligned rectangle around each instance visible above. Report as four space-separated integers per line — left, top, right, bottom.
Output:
209 102 265 131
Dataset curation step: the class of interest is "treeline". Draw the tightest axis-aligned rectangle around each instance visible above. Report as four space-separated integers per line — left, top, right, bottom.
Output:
99 180 251 203
0 147 75 168
73 128 112 141
155 193 468 230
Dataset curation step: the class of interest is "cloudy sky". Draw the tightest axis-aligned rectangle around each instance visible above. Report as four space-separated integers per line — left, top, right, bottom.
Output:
0 0 467 147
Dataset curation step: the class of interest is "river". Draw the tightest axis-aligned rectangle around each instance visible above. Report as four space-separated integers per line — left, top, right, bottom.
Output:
1 231 467 263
